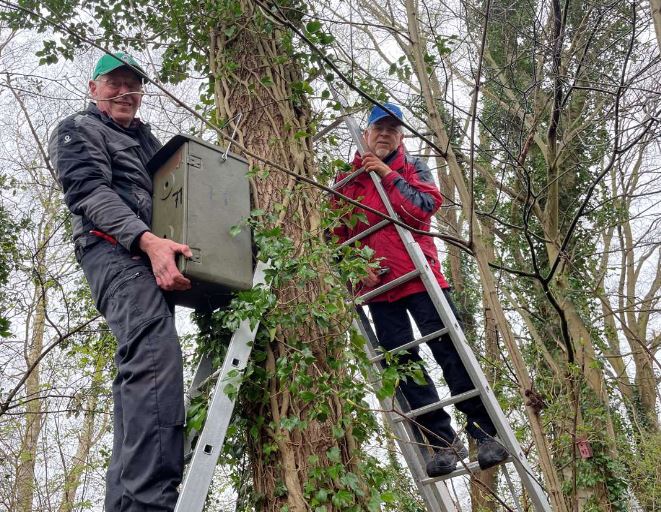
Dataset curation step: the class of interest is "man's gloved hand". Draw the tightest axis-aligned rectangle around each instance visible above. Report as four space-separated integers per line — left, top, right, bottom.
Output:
138 231 193 291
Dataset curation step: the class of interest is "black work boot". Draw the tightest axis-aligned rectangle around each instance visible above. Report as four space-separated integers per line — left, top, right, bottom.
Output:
476 437 508 469
426 437 468 477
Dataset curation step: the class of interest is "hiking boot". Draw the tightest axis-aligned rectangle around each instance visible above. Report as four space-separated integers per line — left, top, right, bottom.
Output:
476 437 508 469
426 437 468 477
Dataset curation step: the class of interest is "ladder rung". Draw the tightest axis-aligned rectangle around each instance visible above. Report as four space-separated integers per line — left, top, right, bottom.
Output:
420 456 513 484
392 389 481 423
358 269 421 303
332 167 366 190
368 327 448 364
341 219 390 247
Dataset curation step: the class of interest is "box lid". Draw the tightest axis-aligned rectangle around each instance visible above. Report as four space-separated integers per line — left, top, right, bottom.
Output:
147 133 248 175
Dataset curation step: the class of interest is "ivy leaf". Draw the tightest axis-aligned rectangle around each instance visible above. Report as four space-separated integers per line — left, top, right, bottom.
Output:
331 490 354 507
326 446 341 463
411 367 427 386
381 490 396 503
306 20 322 33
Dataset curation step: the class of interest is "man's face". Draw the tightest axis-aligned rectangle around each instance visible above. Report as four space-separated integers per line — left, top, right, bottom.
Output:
364 118 404 159
89 67 143 128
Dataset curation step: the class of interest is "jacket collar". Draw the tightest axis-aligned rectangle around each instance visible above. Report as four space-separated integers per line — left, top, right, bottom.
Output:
86 102 148 134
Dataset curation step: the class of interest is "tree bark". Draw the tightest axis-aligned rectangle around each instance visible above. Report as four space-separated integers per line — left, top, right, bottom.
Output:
651 0 661 55
57 362 106 512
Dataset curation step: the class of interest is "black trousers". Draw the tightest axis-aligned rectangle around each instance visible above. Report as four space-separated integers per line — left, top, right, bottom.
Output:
78 238 183 511
368 291 496 446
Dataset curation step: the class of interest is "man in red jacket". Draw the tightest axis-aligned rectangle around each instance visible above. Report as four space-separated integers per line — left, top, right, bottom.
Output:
333 103 507 477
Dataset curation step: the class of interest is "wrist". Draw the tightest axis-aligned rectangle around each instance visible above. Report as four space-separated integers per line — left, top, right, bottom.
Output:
138 231 157 252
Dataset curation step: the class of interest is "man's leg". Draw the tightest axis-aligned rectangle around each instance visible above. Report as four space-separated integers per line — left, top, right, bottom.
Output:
105 370 124 511
367 299 456 446
408 291 497 440
82 242 184 511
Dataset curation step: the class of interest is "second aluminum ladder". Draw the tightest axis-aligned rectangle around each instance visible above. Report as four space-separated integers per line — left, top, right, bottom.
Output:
330 93 551 512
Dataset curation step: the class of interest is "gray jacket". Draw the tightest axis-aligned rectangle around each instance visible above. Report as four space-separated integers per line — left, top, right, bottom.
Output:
49 103 161 251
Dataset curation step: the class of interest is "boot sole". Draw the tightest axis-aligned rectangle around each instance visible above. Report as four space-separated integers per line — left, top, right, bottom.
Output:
478 450 508 470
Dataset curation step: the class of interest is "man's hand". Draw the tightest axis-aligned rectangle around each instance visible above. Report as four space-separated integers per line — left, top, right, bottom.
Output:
139 232 193 291
362 152 392 178
360 267 381 287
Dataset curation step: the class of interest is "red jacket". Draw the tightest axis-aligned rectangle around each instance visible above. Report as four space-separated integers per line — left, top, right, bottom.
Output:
332 145 450 302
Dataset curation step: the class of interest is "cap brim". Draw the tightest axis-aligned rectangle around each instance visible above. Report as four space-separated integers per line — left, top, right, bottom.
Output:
95 60 147 81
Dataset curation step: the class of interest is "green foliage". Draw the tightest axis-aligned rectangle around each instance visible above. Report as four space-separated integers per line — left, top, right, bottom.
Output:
0 174 24 337
185 198 426 508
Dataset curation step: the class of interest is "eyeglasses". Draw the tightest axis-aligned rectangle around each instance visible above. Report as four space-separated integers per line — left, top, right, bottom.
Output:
96 77 143 92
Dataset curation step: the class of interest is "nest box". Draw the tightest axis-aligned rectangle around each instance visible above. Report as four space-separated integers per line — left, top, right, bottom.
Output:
148 134 253 310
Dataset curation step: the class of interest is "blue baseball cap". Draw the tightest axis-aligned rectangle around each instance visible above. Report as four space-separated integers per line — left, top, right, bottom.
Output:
367 102 404 126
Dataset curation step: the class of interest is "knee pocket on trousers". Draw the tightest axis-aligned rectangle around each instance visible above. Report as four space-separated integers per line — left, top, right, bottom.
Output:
147 333 185 428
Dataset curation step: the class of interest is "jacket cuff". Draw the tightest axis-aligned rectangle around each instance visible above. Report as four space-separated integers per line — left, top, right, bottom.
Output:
380 172 399 188
123 223 151 253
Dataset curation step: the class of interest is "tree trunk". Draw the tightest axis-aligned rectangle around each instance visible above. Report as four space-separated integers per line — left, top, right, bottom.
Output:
13 212 51 512
651 0 661 55
469 286 499 512
57 362 105 512
209 3 366 509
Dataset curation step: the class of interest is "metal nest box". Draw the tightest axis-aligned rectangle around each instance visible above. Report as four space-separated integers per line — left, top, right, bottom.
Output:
148 134 253 310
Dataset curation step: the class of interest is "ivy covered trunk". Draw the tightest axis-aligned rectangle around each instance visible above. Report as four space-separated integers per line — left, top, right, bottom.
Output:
207 2 372 509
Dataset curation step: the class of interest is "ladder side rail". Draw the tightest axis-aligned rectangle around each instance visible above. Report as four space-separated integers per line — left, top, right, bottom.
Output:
187 355 215 405
174 261 269 512
353 312 457 512
183 354 215 456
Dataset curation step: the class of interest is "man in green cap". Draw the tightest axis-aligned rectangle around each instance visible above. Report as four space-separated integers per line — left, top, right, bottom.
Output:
49 51 191 511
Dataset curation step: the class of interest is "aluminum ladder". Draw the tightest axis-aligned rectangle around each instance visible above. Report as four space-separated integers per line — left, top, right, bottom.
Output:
329 90 551 512
174 261 268 512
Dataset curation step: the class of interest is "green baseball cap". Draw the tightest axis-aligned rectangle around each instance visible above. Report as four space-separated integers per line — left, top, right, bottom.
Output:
92 52 146 80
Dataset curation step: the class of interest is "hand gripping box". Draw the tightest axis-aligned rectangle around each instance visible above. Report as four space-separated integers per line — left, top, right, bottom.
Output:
148 134 253 310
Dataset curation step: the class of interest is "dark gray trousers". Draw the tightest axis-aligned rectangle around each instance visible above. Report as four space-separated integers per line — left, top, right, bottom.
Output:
368 291 497 445
78 238 184 511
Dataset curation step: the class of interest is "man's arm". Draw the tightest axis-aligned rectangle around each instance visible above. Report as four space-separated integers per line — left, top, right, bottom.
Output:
49 115 151 251
361 153 442 228
49 115 192 291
